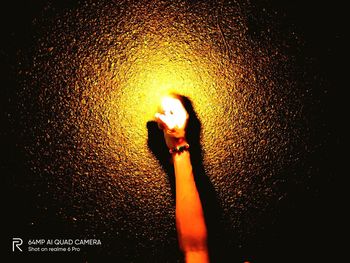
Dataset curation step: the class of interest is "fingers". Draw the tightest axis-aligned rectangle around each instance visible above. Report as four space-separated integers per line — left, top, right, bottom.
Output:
155 113 169 130
156 112 179 130
156 97 188 130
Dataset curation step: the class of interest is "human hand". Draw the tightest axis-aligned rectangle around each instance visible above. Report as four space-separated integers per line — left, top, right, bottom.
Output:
155 96 189 150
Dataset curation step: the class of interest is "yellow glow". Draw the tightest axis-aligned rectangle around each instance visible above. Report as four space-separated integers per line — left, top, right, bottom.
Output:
122 40 205 122
99 33 225 153
89 17 236 161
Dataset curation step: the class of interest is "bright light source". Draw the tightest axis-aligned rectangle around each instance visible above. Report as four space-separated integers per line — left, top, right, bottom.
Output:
156 96 188 129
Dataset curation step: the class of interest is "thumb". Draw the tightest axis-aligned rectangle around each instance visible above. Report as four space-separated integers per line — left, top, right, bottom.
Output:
155 113 170 130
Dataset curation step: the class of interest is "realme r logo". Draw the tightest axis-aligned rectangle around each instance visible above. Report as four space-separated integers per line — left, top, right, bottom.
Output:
12 238 23 252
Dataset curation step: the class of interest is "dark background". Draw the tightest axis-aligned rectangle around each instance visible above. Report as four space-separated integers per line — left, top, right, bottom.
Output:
1 0 346 262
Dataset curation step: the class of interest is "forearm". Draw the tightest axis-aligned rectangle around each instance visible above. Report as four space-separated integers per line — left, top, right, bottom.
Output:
173 150 209 262
154 95 208 261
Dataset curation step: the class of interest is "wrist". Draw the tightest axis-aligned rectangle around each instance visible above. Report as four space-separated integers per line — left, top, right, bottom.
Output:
171 146 190 162
173 137 188 147
169 140 190 155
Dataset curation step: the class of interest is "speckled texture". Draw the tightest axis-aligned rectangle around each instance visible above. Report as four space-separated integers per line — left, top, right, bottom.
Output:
14 0 315 261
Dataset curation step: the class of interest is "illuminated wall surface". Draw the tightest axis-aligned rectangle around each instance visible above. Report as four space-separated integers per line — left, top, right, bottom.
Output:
7 0 341 261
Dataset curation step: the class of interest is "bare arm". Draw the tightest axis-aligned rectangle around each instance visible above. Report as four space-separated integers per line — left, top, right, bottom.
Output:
173 149 209 263
155 96 209 263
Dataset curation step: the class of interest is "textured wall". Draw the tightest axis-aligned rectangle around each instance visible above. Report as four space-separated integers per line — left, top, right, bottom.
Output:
11 0 324 261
